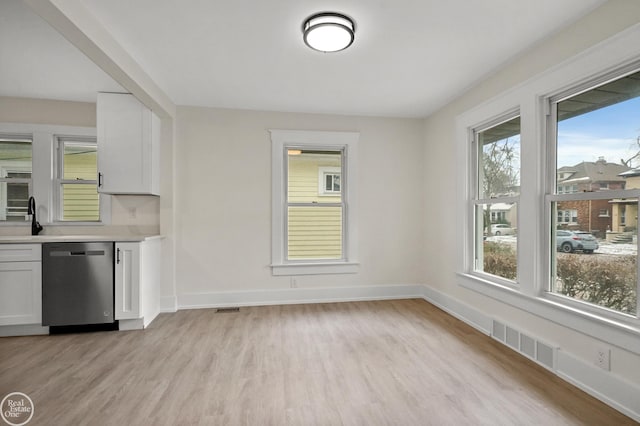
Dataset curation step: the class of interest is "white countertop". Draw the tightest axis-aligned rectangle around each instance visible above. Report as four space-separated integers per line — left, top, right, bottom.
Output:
0 235 163 243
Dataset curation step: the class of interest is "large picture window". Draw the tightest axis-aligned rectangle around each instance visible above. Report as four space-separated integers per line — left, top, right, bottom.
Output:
270 130 359 275
458 29 640 354
548 68 640 316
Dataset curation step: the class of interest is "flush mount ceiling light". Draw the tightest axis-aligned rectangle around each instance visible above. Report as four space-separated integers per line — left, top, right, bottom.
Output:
302 12 355 53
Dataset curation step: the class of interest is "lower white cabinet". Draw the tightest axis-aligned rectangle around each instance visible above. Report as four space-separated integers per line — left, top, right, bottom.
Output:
115 242 141 320
0 244 42 326
0 239 160 334
115 239 161 329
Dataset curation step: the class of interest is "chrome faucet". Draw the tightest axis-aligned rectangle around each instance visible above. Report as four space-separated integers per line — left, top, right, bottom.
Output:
27 196 43 236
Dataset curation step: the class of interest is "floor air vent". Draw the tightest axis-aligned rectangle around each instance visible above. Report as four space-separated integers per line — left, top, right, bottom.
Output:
491 319 557 371
215 307 240 313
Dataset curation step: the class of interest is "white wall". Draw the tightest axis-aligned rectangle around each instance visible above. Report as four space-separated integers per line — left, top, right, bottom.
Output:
175 107 424 297
423 0 640 387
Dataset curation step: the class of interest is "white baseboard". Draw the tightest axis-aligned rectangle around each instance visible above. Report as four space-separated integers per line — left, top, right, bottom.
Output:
421 285 640 423
556 351 640 422
177 284 423 310
118 318 144 331
0 324 49 337
159 295 178 313
421 285 492 335
422 286 491 335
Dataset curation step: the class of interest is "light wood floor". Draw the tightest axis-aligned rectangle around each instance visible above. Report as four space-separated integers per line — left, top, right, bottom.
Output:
0 299 636 425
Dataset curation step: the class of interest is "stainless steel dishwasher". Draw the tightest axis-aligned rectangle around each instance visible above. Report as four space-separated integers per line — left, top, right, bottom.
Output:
42 242 115 327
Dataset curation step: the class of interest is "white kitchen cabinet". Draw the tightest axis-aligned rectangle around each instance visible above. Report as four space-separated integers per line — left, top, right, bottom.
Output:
97 92 160 195
0 244 42 327
115 239 161 329
114 242 140 320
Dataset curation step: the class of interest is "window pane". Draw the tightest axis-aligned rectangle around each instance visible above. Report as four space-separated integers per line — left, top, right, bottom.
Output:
557 70 640 192
325 174 333 191
2 181 30 221
553 71 640 315
325 173 340 192
63 142 97 180
61 184 99 221
475 203 517 281
288 150 342 203
0 139 32 222
551 200 637 315
288 206 342 260
60 140 99 221
477 116 521 198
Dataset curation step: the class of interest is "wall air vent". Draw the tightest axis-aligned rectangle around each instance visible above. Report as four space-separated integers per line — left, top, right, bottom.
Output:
536 341 555 370
506 326 519 349
492 320 506 342
491 319 557 371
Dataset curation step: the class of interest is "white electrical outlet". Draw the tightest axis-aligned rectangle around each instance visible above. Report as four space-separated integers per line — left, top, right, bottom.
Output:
128 207 137 219
595 347 611 371
290 277 297 288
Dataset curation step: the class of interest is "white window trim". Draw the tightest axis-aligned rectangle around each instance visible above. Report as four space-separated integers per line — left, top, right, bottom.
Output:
270 129 359 276
471 111 521 286
318 166 341 196
0 122 110 227
456 24 640 355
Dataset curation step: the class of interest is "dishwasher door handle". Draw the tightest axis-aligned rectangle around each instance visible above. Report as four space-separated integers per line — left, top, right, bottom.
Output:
50 250 106 257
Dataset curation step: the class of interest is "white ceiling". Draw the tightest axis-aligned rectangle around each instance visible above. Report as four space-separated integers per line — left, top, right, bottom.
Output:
3 0 608 117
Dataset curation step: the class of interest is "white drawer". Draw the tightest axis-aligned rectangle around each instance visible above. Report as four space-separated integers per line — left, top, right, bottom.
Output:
0 244 42 262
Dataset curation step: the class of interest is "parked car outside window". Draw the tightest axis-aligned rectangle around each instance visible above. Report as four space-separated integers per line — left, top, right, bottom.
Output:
489 224 516 236
556 230 598 254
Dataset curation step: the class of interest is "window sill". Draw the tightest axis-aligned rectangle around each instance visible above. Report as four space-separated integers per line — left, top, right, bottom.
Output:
457 272 640 355
271 262 359 276
51 221 105 226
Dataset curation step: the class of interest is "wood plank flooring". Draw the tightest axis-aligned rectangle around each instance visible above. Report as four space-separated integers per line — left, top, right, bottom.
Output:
0 299 636 425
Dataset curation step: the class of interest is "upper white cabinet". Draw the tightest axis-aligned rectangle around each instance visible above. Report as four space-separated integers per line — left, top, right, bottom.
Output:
97 92 160 195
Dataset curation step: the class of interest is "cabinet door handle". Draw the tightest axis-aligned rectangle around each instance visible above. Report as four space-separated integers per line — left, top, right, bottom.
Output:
116 248 121 264
98 172 103 187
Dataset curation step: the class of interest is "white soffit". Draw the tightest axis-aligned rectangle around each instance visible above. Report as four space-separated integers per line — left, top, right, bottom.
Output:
0 0 122 103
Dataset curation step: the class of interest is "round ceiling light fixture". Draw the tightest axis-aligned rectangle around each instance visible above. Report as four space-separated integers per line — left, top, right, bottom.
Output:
302 12 355 53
